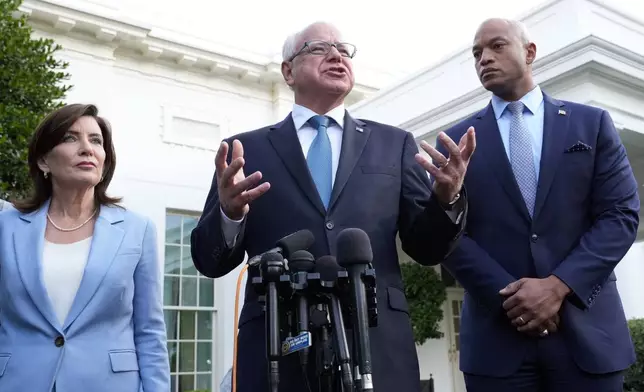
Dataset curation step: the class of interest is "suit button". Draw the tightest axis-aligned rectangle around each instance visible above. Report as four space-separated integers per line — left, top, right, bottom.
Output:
325 221 334 230
54 336 65 347
531 234 538 242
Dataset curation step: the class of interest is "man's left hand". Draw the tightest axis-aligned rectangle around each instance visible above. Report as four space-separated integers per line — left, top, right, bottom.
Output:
415 127 476 204
499 276 571 333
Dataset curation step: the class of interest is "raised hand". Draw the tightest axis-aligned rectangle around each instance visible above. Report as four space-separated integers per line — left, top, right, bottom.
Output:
215 139 270 220
415 127 476 204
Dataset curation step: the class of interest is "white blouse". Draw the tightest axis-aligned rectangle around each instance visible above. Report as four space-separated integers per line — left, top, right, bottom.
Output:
42 237 92 326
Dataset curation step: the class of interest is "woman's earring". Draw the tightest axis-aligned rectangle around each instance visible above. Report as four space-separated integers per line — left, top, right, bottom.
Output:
43 171 49 179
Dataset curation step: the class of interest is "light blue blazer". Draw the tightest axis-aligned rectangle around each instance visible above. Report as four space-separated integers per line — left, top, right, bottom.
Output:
0 201 170 391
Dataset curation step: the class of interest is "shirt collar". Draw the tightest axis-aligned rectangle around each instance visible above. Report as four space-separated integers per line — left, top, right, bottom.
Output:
292 103 345 131
491 85 544 120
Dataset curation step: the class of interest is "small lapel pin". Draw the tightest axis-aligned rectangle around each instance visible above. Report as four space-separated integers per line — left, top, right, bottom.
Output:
356 126 364 133
558 109 566 116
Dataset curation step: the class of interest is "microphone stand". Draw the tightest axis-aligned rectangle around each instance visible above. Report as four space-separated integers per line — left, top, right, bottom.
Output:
259 253 286 392
250 250 379 392
310 304 334 392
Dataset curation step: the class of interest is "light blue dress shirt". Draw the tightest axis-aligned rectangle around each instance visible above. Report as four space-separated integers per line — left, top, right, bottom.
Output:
490 85 545 179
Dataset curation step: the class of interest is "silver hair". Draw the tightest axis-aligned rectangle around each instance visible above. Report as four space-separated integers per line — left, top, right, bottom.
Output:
282 32 301 62
281 21 342 62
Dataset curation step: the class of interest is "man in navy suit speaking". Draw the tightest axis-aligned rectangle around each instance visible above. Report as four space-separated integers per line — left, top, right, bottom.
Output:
439 18 640 392
191 21 476 392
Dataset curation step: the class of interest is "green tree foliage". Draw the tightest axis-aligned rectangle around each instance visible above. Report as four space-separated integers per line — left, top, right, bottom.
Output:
400 262 447 345
0 0 71 200
625 318 644 391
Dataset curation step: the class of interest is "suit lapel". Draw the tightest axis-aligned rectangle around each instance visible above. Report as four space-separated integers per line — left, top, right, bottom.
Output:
475 105 531 221
533 95 570 219
14 201 61 331
268 115 326 216
63 205 125 330
328 113 370 211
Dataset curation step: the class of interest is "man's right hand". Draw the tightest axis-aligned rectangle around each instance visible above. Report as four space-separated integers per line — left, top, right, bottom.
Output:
526 313 560 338
216 139 270 220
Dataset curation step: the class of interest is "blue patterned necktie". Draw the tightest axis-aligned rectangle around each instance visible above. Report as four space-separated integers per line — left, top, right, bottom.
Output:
508 101 537 216
307 115 332 209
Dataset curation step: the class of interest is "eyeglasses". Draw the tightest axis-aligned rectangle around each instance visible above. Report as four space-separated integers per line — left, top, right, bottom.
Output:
289 40 357 61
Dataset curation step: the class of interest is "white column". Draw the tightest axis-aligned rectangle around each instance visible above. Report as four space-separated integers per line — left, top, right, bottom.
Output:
272 83 294 122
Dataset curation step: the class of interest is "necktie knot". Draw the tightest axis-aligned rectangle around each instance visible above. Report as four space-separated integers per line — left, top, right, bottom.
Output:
308 115 330 131
507 101 525 116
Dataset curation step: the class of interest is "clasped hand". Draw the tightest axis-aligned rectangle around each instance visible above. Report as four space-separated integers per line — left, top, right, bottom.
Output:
499 276 571 337
414 127 476 204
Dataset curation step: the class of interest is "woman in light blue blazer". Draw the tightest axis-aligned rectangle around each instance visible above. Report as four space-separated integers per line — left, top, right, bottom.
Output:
0 104 170 391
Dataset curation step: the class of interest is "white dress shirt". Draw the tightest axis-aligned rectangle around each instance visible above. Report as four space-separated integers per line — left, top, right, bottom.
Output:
42 236 93 325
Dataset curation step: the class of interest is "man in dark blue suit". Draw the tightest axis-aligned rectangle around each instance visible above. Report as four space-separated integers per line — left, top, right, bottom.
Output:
438 18 640 391
191 22 476 392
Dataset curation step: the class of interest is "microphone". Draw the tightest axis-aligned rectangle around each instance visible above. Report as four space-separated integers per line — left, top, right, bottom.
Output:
248 229 315 266
316 255 353 391
259 252 286 392
287 250 316 366
337 228 374 392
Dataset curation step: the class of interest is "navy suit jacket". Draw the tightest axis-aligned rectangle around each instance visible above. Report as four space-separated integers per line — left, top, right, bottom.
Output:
439 94 640 377
192 112 466 392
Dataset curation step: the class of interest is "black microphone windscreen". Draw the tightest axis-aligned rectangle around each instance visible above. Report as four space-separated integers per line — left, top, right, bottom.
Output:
315 255 344 281
276 229 315 258
289 250 316 272
336 228 373 267
260 252 284 263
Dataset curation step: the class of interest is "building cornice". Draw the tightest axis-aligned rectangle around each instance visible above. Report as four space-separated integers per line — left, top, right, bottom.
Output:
17 0 377 101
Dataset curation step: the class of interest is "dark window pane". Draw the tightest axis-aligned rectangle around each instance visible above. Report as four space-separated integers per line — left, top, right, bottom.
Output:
179 310 196 340
198 278 214 307
165 245 182 275
164 310 178 340
182 217 198 245
197 311 212 340
178 374 194 391
166 215 182 245
196 342 212 372
181 277 198 306
182 246 197 276
196 373 212 390
164 276 180 306
167 341 177 372
179 342 195 372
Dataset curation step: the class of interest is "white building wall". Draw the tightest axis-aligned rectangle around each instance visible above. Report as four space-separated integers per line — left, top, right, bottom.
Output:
616 242 644 320
54 46 276 386
416 301 455 392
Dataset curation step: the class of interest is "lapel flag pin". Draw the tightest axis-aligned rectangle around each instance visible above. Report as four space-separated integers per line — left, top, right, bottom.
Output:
356 126 364 133
558 109 566 115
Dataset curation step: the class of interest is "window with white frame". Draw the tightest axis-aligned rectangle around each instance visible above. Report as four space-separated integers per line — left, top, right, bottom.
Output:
164 212 216 392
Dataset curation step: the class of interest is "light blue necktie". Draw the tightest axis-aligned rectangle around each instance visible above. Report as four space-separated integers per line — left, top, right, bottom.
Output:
307 115 332 209
508 101 537 217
